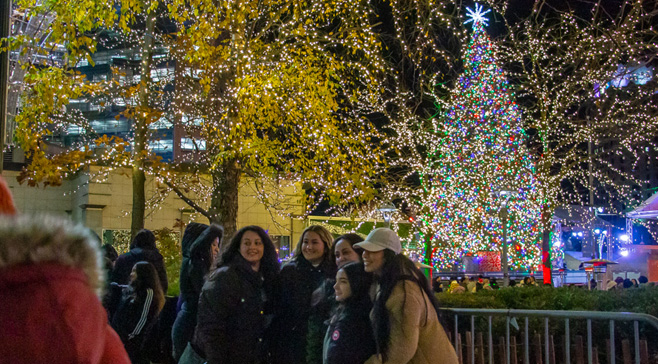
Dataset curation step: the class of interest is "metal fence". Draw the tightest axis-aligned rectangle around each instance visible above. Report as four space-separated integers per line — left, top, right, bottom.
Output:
442 308 658 364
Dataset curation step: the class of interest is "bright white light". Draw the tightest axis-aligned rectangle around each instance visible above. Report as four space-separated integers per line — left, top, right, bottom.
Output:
620 234 630 242
620 249 629 257
572 232 577 237
594 228 601 234
602 230 607 236
465 3 491 28
578 232 583 237
597 207 604 213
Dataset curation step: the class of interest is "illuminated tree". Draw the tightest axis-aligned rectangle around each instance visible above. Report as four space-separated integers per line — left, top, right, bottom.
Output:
413 4 542 270
9 0 388 240
136 0 387 238
381 1 658 274
10 0 172 237
489 0 658 275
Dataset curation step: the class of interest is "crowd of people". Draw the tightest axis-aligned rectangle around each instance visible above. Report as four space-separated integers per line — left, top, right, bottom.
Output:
435 275 539 293
0 176 458 364
435 273 653 293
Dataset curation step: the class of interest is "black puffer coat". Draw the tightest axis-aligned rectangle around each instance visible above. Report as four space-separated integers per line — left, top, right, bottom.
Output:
323 302 376 364
270 257 335 364
192 257 275 364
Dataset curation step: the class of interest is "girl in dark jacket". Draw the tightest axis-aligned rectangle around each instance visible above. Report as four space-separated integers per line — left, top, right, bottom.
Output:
306 233 365 364
271 225 337 364
171 223 221 361
111 261 165 364
323 261 375 364
190 225 280 364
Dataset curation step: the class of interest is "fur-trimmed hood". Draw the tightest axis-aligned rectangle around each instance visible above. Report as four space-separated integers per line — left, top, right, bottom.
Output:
0 214 131 363
0 214 104 295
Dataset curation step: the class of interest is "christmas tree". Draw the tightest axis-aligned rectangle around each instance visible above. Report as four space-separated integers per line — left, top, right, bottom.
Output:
417 4 542 270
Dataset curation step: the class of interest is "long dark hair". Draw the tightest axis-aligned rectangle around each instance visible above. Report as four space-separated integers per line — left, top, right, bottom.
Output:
130 261 165 313
190 224 223 272
215 225 280 281
371 251 440 361
334 262 372 314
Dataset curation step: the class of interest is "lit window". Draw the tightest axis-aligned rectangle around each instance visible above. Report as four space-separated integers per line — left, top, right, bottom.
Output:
180 138 206 151
151 139 173 152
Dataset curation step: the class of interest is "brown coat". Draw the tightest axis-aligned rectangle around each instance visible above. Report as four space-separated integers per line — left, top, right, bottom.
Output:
366 280 458 364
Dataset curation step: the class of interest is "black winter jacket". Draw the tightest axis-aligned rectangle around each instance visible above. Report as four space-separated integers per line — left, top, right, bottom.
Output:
110 285 160 364
270 257 335 364
178 227 216 314
111 248 168 293
192 257 275 364
322 302 376 364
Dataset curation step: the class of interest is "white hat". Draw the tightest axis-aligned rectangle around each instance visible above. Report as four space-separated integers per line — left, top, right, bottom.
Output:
354 228 401 254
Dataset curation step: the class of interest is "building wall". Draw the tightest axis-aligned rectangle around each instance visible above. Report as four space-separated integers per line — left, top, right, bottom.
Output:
3 168 306 250
3 170 74 217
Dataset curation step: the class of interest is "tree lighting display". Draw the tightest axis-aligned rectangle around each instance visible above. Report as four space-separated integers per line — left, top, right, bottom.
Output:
415 4 542 270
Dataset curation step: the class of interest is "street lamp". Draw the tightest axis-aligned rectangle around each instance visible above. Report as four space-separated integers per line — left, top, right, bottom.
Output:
494 188 518 287
378 202 397 228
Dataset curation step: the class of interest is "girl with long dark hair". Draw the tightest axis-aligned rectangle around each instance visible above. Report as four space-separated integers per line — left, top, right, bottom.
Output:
322 261 376 364
111 261 165 364
186 226 280 364
354 228 458 364
171 223 222 361
306 233 366 363
271 225 337 364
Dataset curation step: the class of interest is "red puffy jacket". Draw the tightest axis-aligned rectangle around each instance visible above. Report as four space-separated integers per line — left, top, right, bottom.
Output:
0 215 130 364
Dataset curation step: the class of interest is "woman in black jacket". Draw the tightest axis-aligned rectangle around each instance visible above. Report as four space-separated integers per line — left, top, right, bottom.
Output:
111 261 165 364
271 225 337 364
323 262 375 364
190 225 280 364
171 223 221 361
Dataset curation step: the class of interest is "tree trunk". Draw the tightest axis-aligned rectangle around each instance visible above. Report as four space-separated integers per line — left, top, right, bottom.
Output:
131 10 154 239
209 157 241 245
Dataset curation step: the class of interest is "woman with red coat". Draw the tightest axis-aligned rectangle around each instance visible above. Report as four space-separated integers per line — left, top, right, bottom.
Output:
0 214 130 364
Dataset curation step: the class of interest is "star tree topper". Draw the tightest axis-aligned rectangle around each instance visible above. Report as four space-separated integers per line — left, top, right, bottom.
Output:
464 3 491 28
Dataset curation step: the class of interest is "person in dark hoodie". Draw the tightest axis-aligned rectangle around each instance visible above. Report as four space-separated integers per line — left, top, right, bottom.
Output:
171 223 221 362
111 229 168 293
184 225 280 364
323 262 375 364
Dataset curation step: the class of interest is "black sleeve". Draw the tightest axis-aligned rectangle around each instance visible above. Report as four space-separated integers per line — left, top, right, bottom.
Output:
104 282 125 319
110 255 131 285
276 265 297 316
154 256 168 293
195 269 239 364
189 260 207 298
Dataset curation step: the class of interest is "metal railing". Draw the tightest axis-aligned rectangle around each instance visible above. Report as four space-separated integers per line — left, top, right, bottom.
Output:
442 308 658 364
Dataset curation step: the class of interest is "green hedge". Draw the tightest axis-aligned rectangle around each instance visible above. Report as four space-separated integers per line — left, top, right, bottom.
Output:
436 285 658 317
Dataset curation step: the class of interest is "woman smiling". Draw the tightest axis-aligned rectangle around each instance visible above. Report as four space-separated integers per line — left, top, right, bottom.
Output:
271 225 337 364
184 226 280 364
